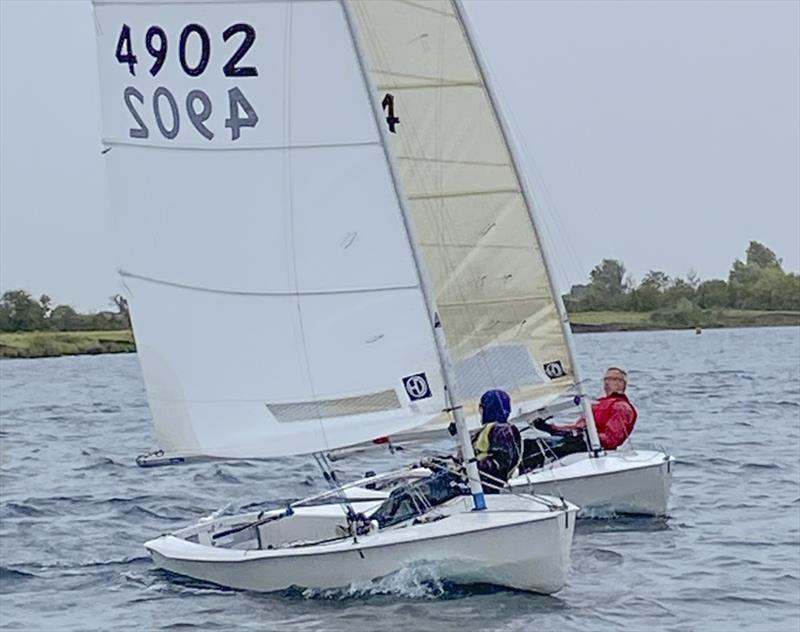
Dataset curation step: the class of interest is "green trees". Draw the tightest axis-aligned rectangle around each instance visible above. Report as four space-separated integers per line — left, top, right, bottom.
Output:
727 241 798 310
696 280 729 308
628 271 670 311
565 241 799 315
0 291 131 332
579 259 629 310
0 290 47 331
48 305 82 331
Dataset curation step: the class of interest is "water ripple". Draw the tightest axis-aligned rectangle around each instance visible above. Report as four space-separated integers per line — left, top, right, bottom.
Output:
1 328 799 631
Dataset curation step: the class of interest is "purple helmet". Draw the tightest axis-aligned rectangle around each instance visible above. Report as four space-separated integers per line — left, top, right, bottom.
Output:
479 389 511 424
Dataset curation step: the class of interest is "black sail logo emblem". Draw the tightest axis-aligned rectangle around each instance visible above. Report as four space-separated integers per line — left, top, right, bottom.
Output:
402 373 431 400
544 361 566 379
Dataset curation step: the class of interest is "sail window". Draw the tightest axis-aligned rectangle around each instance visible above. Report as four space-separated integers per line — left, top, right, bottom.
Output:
267 389 401 423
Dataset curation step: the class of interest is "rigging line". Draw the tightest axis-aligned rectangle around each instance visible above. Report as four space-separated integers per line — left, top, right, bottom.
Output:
312 453 355 523
319 452 368 536
474 41 589 292
281 5 327 452
503 115 606 363
448 5 554 396
455 0 595 416
454 3 577 292
423 458 560 512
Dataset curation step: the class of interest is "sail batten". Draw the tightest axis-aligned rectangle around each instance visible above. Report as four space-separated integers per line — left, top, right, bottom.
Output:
376 81 482 90
102 139 383 152
437 294 555 307
119 270 420 297
407 188 520 201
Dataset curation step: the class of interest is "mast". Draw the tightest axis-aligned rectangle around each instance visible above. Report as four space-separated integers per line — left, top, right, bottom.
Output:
453 0 603 455
340 0 487 510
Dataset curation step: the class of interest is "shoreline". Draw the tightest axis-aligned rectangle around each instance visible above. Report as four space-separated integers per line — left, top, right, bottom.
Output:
1 312 798 359
568 309 800 333
0 330 135 359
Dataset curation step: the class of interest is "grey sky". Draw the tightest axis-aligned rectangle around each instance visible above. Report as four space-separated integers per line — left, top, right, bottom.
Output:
1 0 798 311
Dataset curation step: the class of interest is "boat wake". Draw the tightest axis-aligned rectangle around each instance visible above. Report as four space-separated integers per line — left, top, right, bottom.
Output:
291 564 519 601
0 566 39 585
297 565 450 600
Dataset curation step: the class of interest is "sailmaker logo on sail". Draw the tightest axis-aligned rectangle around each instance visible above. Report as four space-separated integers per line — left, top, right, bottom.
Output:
544 361 566 379
402 373 432 401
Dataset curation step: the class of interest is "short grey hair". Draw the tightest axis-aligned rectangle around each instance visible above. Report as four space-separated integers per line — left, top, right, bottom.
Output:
605 367 628 384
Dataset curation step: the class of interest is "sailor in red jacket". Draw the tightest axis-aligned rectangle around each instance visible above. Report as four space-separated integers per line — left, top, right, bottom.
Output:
552 367 637 449
523 367 638 470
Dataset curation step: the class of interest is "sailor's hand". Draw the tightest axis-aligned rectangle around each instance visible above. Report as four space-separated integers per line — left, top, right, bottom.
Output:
420 454 452 470
532 418 554 434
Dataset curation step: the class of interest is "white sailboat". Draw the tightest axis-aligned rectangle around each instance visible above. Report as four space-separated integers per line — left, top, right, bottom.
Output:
334 1 675 517
93 0 578 593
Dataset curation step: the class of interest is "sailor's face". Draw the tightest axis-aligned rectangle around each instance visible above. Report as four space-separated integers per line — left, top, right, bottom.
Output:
603 370 626 395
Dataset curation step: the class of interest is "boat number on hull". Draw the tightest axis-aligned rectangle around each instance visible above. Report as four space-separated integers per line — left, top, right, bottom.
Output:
114 23 259 142
403 373 431 401
543 361 566 379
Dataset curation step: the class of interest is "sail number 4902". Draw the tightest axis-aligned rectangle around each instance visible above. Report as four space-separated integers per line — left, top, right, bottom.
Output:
115 23 259 142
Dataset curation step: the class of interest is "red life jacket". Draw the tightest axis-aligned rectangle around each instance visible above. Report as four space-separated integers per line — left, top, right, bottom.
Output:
591 392 638 450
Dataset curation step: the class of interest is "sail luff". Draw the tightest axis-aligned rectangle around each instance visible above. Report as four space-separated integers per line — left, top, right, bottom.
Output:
452 0 602 453
340 0 487 509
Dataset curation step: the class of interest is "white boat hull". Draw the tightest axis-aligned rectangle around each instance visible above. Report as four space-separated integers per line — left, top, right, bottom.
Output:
511 449 674 517
146 494 577 594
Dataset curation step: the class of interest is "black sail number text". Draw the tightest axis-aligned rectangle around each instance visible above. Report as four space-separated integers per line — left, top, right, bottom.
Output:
114 22 260 141
114 22 258 78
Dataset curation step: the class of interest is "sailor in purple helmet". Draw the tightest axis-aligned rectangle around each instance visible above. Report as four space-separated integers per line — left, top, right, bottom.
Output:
369 390 522 529
472 389 523 486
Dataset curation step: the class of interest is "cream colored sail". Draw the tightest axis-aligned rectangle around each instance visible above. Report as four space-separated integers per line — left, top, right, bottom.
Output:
349 0 575 421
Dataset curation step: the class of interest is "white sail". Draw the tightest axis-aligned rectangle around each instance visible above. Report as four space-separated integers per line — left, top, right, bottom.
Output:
94 0 448 458
348 0 575 423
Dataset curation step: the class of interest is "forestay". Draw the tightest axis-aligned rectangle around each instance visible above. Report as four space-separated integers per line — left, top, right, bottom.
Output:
94 0 450 458
348 0 575 422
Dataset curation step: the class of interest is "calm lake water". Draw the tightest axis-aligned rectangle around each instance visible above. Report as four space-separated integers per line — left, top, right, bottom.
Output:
1 327 799 631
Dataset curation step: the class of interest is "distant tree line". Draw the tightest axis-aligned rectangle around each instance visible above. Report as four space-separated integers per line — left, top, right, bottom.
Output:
563 241 800 327
0 291 130 332
1 241 797 333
